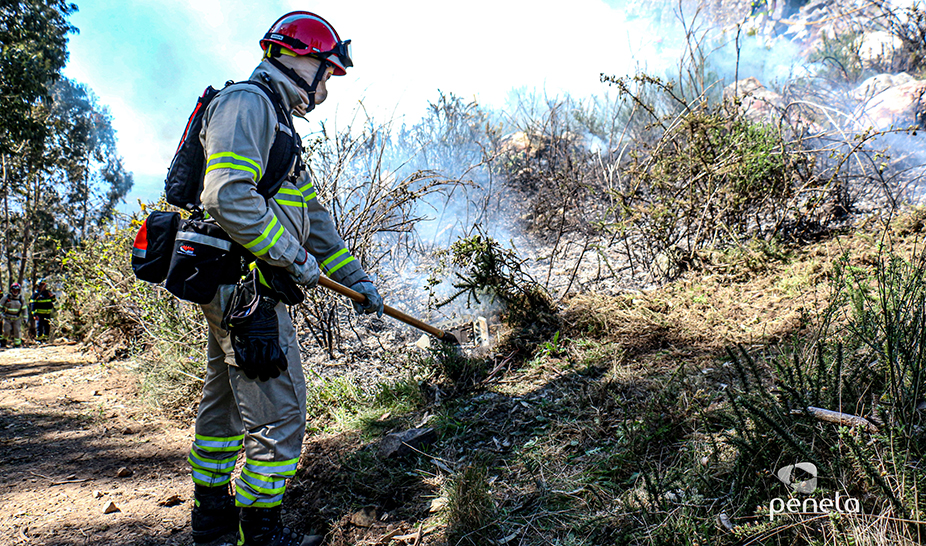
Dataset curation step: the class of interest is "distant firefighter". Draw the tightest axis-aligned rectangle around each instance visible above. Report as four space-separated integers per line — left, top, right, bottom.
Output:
30 279 56 342
0 282 25 347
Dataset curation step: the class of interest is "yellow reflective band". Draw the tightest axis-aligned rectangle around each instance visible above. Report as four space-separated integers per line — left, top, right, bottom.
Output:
298 181 317 200
326 256 356 276
207 152 263 181
243 215 280 256
276 187 302 197
205 163 257 182
321 248 349 268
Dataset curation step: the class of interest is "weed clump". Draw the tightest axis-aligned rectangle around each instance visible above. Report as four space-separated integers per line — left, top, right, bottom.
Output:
429 231 560 356
446 464 496 545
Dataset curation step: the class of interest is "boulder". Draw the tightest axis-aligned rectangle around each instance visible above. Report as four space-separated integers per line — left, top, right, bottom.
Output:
855 79 926 131
852 72 916 102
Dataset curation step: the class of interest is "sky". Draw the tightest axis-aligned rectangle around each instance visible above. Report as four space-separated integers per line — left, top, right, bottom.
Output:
62 0 684 212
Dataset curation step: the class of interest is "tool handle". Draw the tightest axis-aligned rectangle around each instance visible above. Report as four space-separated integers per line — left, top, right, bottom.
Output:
316 276 451 341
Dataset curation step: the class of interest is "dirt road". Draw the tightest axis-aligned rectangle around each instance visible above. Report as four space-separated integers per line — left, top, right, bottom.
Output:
0 345 195 546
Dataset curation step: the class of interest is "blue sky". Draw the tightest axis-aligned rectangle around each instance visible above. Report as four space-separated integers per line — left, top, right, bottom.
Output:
62 0 678 212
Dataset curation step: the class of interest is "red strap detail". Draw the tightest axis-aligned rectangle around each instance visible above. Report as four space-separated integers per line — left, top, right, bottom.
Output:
133 220 149 251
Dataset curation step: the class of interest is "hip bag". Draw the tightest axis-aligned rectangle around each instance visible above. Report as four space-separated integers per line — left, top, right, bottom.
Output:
132 211 245 304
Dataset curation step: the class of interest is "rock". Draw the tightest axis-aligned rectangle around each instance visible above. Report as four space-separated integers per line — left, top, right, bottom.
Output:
350 506 378 527
856 79 926 131
103 501 121 514
377 427 437 458
852 72 916 102
116 467 133 478
158 494 183 507
92 490 104 499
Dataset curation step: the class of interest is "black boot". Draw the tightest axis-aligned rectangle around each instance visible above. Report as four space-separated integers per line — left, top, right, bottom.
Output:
238 506 323 546
192 484 239 544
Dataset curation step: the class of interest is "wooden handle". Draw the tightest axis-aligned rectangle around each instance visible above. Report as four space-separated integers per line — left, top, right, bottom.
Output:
316 276 454 342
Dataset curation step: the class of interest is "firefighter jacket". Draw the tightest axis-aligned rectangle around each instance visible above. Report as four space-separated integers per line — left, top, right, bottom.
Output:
0 293 24 319
199 60 366 287
30 289 56 316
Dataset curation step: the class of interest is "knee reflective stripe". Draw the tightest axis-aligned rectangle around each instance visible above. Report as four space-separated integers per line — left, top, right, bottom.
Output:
243 214 285 257
274 187 306 208
234 457 298 508
188 449 239 487
194 433 244 453
320 248 356 276
206 152 263 182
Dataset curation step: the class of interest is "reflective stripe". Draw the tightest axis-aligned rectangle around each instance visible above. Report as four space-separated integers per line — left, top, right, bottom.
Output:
241 468 286 495
321 248 356 276
206 152 263 182
298 180 317 201
188 451 238 472
192 469 233 487
235 485 283 507
243 215 284 257
132 247 147 258
175 231 233 251
273 188 306 208
193 433 244 453
243 457 299 477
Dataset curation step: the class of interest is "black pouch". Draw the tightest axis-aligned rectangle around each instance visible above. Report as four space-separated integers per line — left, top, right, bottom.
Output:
132 211 181 283
221 269 287 381
164 218 243 304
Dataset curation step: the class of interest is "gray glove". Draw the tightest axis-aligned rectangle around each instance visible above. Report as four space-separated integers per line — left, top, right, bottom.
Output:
285 249 319 287
350 279 384 317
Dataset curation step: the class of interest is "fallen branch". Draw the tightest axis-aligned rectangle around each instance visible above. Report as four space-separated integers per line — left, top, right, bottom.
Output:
791 406 879 432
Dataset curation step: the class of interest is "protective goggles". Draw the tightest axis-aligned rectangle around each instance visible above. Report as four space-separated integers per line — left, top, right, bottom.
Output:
264 33 352 69
318 39 352 69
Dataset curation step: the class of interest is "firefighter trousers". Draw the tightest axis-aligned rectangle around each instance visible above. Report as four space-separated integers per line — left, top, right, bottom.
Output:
2 317 21 345
188 283 307 508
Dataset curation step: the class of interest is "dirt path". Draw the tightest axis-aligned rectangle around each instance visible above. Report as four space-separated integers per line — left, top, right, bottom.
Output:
0 344 195 546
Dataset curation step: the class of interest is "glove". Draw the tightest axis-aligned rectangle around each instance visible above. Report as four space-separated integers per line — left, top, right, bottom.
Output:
285 248 319 287
350 278 384 317
255 261 305 306
222 270 288 381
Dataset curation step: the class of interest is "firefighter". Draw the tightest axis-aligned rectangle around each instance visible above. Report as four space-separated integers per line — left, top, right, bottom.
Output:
29 279 56 342
187 11 383 546
0 283 25 347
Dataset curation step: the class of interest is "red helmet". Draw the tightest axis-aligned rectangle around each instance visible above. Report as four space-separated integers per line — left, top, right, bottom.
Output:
260 11 352 76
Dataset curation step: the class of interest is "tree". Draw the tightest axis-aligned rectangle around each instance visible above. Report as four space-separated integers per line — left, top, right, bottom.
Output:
0 0 78 156
2 78 133 285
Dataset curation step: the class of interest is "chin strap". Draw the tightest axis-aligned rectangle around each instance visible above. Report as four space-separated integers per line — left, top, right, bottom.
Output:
266 56 330 114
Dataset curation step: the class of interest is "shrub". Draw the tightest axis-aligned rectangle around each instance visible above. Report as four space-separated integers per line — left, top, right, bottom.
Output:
61 204 206 413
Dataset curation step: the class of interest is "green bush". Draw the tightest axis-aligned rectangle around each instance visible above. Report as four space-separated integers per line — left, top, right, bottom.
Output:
61 206 206 412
